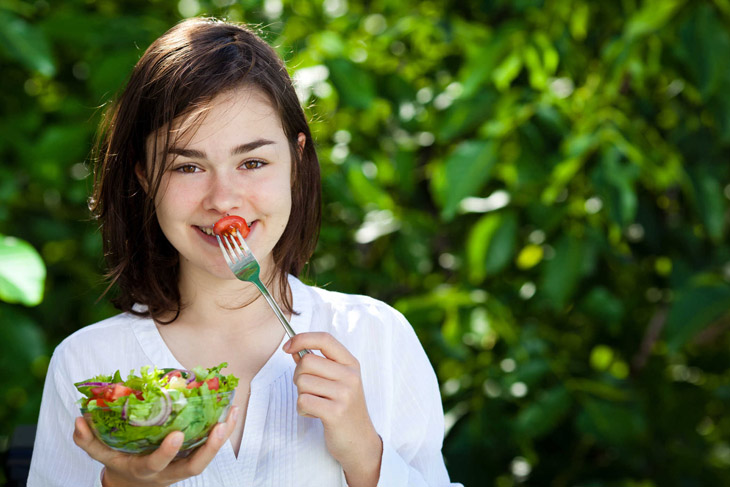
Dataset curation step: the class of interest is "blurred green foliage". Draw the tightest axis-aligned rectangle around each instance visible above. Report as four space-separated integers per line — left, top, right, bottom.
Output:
2 0 730 485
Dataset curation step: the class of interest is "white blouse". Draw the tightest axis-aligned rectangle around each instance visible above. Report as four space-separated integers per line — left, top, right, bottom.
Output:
28 276 461 486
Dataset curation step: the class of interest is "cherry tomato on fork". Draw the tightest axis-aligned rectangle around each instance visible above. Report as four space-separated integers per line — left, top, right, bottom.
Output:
213 215 249 238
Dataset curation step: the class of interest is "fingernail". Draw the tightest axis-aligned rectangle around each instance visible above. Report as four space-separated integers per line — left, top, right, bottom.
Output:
171 433 183 447
232 407 239 422
283 339 291 351
216 425 226 439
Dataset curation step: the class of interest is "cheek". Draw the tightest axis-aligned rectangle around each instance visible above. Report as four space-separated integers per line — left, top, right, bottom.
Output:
254 172 293 214
153 180 198 226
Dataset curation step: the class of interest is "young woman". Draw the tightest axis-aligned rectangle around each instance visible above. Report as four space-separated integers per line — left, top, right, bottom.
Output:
28 18 459 487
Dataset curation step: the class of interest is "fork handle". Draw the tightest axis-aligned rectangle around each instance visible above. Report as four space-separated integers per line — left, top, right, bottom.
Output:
253 279 311 358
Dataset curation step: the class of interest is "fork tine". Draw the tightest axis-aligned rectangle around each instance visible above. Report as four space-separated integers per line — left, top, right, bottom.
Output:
233 231 249 253
226 233 247 261
222 234 241 261
216 235 235 266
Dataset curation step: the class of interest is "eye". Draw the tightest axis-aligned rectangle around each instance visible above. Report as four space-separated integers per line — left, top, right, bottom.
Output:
174 164 200 174
240 159 266 170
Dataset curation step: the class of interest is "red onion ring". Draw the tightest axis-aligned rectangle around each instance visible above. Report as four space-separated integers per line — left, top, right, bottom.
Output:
128 389 171 427
76 382 111 387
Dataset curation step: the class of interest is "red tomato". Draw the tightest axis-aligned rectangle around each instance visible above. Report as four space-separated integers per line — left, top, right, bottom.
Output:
108 383 134 401
186 381 203 389
213 216 249 238
90 386 107 397
89 383 139 406
91 398 108 408
206 377 220 391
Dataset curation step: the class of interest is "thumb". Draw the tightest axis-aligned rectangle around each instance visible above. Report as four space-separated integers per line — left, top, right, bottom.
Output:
73 416 113 463
73 416 94 448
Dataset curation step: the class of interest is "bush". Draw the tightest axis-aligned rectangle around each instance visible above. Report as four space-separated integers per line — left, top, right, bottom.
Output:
1 1 729 485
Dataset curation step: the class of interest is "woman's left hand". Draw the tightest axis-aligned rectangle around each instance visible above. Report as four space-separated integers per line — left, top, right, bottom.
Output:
284 332 382 487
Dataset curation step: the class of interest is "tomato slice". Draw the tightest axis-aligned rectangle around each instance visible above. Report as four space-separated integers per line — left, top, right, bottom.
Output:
90 398 108 408
213 216 249 238
206 377 220 391
108 383 134 401
89 383 139 405
90 386 107 397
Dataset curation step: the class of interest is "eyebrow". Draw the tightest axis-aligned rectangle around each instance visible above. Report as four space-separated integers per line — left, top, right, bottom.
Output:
167 138 276 159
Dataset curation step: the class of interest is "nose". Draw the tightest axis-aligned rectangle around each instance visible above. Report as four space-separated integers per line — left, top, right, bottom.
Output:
203 172 242 213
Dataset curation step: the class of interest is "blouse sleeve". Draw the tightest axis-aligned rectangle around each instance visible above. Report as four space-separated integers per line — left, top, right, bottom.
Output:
27 348 105 487
374 310 463 487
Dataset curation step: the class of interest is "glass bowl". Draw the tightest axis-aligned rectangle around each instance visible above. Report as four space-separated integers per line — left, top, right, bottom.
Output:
80 389 235 457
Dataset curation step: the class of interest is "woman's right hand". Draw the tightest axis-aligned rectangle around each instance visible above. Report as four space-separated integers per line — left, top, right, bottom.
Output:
72 406 239 487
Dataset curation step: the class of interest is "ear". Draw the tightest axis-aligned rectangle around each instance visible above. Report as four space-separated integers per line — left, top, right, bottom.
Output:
297 132 306 154
135 163 149 193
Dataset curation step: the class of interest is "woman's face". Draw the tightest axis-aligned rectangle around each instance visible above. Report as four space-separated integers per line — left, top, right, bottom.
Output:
143 87 299 282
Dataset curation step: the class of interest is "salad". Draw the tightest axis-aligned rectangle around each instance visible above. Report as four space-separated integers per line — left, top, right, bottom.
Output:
75 362 239 455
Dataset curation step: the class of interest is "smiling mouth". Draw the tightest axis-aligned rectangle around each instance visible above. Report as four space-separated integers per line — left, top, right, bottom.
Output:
196 221 255 237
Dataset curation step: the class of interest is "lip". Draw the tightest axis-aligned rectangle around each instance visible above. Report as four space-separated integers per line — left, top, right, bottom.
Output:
194 220 256 247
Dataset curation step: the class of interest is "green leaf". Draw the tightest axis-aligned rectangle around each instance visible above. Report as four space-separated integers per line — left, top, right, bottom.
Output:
437 90 497 142
665 282 730 352
484 212 518 275
346 163 395 211
624 0 683 40
504 358 551 387
0 236 46 306
0 11 56 76
0 307 46 377
30 125 91 185
515 386 571 439
432 140 498 221
523 44 547 90
89 49 142 100
688 165 727 243
540 234 587 310
677 4 730 98
466 211 518 283
569 3 589 41
577 398 646 446
326 58 376 110
567 379 630 402
541 159 578 202
579 287 625 326
591 147 639 227
458 28 508 98
492 51 522 91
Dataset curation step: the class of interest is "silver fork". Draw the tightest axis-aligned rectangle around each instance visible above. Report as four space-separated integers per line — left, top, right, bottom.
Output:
217 232 310 358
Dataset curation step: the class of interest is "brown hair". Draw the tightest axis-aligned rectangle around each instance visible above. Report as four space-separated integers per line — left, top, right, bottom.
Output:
89 17 321 322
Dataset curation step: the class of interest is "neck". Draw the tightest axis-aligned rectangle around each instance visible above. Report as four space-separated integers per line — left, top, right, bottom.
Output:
164 261 289 336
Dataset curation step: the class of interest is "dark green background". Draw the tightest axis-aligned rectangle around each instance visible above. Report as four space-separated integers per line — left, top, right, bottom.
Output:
1 0 730 485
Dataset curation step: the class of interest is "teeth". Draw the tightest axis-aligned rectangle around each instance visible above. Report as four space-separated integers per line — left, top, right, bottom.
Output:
199 227 215 236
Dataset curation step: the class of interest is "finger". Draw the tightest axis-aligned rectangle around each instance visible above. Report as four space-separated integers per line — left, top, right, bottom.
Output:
297 393 337 419
294 373 343 400
73 417 117 464
284 332 357 366
168 406 239 478
137 431 185 474
293 353 348 383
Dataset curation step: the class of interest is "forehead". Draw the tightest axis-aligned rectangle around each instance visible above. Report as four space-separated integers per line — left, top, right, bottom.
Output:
147 86 286 155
